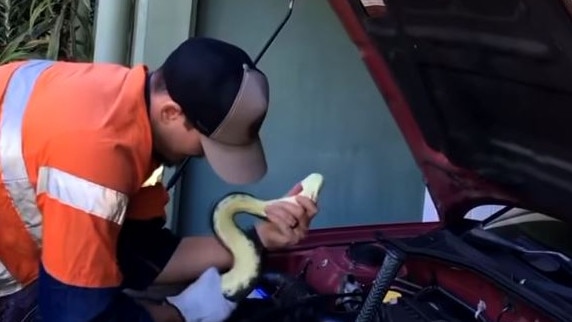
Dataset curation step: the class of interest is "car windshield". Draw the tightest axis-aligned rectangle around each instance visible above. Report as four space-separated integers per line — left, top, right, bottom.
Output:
481 207 572 259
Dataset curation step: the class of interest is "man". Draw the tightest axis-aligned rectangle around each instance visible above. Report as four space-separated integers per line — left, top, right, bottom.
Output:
0 37 319 321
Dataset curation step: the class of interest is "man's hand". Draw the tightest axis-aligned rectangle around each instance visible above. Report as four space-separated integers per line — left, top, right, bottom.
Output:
166 267 236 322
255 182 319 250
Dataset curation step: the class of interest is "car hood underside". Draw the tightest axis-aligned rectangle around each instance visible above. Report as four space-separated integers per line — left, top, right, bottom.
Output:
329 0 572 225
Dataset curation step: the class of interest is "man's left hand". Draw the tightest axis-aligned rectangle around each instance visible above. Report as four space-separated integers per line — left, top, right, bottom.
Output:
255 183 319 251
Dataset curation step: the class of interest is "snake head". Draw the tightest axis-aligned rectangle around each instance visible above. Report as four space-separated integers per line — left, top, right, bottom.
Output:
268 173 325 206
298 173 324 202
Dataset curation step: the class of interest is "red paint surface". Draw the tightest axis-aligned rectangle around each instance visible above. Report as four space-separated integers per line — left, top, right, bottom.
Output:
406 258 555 322
266 222 438 272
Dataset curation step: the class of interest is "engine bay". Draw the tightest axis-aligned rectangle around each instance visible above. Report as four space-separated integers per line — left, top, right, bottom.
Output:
226 224 564 322
227 243 487 322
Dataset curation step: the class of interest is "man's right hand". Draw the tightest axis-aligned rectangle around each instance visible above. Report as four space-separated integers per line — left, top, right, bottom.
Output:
166 267 237 322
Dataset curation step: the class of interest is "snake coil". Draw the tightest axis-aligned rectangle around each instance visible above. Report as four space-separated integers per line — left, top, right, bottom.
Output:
211 173 325 302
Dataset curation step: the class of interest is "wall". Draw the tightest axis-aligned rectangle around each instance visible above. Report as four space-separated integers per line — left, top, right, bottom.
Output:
176 0 426 236
129 0 198 229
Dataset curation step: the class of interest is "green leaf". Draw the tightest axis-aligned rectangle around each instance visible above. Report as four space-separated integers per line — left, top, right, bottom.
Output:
0 0 94 63
0 27 31 63
45 0 67 59
29 0 52 32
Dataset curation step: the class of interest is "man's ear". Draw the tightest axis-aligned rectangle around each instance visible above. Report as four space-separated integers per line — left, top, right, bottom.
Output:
159 101 184 123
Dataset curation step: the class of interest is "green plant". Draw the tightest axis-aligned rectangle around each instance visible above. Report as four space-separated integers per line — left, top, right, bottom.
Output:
0 0 95 64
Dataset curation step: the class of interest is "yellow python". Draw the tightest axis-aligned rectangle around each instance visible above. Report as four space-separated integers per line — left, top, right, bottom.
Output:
212 173 325 301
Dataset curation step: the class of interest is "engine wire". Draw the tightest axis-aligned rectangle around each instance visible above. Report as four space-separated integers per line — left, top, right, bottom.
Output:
496 304 512 322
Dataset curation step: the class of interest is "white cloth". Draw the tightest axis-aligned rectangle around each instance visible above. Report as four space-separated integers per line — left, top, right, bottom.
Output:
166 267 237 322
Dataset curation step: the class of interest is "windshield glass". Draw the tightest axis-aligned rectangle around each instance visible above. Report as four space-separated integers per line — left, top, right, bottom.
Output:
481 208 572 258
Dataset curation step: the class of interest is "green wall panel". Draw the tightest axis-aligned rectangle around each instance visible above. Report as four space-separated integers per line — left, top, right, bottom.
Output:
176 0 425 235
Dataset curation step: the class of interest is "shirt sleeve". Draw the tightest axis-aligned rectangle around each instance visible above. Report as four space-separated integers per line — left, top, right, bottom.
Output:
36 134 153 321
125 182 170 221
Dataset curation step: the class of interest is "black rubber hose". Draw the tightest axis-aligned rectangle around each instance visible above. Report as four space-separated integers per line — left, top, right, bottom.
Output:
355 247 406 322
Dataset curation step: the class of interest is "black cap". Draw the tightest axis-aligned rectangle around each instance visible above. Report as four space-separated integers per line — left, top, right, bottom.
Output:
161 37 259 135
160 37 271 185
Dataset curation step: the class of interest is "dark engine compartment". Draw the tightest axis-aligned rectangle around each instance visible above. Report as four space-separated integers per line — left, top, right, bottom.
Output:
226 224 564 322
228 243 486 322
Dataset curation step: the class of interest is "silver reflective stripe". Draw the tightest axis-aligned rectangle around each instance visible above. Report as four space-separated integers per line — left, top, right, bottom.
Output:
36 166 128 225
0 60 53 295
0 260 22 297
0 60 53 244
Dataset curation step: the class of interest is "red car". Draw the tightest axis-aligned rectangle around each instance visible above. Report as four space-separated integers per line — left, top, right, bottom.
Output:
225 0 572 321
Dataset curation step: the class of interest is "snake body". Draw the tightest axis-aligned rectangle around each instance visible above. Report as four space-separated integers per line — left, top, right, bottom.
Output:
212 173 325 301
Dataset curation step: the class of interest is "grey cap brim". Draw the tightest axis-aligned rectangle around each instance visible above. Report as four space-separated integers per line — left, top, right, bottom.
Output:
200 134 267 185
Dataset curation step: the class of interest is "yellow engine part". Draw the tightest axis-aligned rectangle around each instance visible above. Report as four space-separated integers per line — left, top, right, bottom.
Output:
211 173 325 301
382 290 402 304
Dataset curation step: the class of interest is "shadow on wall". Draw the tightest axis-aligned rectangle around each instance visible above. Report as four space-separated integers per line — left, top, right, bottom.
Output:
176 0 426 235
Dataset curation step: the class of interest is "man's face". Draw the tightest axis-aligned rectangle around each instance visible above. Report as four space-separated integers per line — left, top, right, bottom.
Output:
150 94 205 167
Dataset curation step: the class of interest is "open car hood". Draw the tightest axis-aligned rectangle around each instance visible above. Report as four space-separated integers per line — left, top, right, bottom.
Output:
328 0 572 226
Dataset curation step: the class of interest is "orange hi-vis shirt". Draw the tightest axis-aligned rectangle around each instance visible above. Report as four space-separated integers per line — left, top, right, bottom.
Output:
0 59 169 297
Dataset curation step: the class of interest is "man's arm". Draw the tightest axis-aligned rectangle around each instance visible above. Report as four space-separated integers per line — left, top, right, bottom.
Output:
119 180 235 286
36 137 179 321
154 236 234 284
